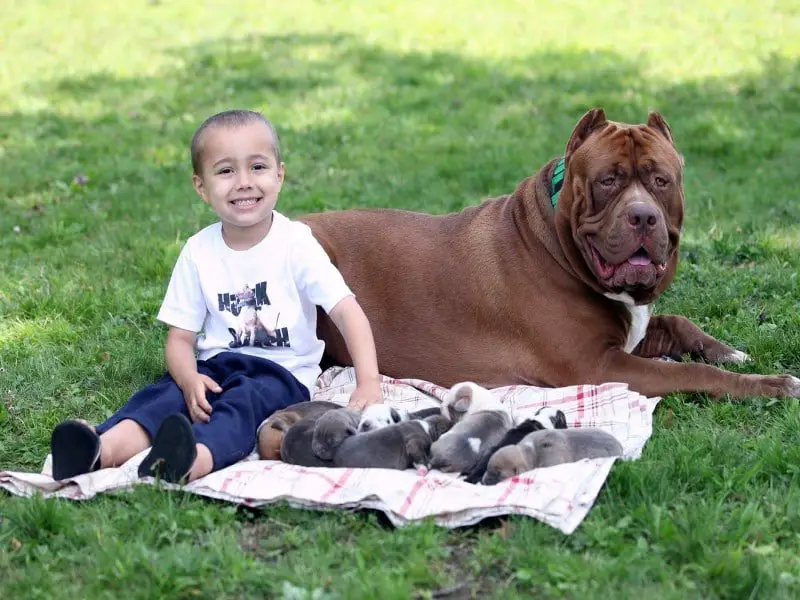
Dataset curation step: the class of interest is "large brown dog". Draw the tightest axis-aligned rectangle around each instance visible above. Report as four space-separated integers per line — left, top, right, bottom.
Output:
301 109 800 400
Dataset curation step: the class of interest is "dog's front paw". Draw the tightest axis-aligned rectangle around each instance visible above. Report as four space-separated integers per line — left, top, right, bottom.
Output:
785 376 800 398
718 349 751 364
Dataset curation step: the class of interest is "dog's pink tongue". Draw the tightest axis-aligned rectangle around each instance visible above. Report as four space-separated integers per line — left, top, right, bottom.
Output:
628 255 652 266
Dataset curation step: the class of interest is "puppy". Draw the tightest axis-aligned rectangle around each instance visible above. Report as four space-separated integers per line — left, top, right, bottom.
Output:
311 408 362 460
257 401 341 460
429 382 512 474
440 381 500 422
333 414 453 470
407 407 443 420
482 428 624 485
464 406 568 484
357 403 408 433
279 412 336 467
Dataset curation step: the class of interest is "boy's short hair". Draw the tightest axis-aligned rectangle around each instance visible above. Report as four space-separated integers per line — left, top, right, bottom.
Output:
191 110 281 175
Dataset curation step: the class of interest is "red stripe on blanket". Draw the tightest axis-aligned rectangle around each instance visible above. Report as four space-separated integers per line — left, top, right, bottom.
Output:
495 473 536 505
221 470 250 494
398 478 427 516
575 386 586 425
320 469 353 502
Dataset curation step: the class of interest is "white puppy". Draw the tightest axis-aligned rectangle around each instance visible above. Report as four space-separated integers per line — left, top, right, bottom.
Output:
357 404 409 433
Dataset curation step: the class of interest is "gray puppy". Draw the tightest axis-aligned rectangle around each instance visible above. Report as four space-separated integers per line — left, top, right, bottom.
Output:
280 413 335 467
482 428 624 485
429 382 512 474
333 414 453 470
311 408 362 461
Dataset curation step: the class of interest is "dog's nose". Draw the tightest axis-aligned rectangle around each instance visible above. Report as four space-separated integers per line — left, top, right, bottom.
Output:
626 202 660 232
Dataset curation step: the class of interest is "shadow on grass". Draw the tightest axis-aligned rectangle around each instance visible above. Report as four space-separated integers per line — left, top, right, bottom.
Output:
2 34 799 226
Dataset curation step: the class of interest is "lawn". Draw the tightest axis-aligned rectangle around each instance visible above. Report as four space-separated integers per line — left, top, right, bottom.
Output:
2 0 800 598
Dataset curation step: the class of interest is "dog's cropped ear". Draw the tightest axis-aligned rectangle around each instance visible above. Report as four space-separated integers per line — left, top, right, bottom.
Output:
390 408 402 423
565 108 607 158
647 111 673 144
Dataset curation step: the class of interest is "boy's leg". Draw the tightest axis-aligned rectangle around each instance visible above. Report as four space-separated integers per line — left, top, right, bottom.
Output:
98 419 152 467
51 365 214 480
192 354 310 478
136 414 214 483
50 418 150 480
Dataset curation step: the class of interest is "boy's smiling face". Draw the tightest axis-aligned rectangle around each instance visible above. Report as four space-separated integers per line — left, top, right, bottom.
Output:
192 121 284 242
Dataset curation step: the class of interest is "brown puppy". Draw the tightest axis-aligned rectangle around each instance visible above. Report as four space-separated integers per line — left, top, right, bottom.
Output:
302 109 799 400
482 428 623 485
257 401 341 460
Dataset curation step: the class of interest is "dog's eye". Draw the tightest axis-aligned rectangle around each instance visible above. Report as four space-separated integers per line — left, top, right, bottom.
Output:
654 176 669 188
599 175 616 187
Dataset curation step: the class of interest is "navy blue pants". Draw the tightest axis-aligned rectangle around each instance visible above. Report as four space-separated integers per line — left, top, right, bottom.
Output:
96 352 310 471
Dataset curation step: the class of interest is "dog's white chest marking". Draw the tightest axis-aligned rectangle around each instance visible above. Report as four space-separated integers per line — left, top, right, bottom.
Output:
467 437 482 453
604 292 650 353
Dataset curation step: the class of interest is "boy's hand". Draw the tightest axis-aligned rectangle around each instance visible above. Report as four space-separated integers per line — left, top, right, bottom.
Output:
180 373 222 423
348 380 383 410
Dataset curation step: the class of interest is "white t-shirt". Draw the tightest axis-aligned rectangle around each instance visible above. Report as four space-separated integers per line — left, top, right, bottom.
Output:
156 211 353 394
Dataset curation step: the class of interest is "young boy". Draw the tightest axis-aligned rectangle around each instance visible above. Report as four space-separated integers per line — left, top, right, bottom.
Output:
50 109 383 483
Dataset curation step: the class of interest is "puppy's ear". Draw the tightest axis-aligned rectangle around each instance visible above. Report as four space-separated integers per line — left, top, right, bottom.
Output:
390 408 402 423
647 112 674 144
553 410 568 430
451 386 474 414
565 108 607 158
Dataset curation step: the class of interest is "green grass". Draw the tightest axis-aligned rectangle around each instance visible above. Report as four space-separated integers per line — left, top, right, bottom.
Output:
2 0 800 597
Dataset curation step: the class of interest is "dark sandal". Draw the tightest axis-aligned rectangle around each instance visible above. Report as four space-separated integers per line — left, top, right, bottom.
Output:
137 414 197 484
51 420 101 480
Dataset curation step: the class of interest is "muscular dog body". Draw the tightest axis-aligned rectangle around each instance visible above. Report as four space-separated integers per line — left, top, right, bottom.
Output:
302 109 799 400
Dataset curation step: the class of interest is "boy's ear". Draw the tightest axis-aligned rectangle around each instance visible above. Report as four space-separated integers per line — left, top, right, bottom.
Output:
192 174 209 204
277 162 286 185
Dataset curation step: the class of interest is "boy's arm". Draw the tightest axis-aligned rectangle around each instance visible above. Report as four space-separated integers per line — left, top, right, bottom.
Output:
165 326 222 423
328 295 383 409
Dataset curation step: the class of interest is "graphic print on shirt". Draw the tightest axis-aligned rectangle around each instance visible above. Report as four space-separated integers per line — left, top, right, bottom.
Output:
217 282 290 348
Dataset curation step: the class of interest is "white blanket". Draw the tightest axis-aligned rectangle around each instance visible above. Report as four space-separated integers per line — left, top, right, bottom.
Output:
0 367 660 534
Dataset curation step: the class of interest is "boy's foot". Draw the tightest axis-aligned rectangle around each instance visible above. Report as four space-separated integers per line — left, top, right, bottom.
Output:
137 414 197 484
51 420 101 480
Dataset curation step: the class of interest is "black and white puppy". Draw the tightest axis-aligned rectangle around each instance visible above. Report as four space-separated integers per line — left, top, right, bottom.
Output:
464 406 567 484
429 382 512 474
356 404 409 433
333 414 453 470
311 408 362 461
481 428 624 485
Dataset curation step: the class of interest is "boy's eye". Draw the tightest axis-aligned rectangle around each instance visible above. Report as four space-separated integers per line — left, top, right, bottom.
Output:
217 167 233 175
252 163 267 171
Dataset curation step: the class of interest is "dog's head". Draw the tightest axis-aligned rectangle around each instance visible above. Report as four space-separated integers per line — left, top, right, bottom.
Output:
532 406 568 430
441 381 501 422
481 445 532 485
550 109 684 305
311 408 361 460
357 404 407 433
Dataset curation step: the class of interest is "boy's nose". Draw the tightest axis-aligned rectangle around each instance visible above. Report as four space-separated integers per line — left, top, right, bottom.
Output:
235 172 253 188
